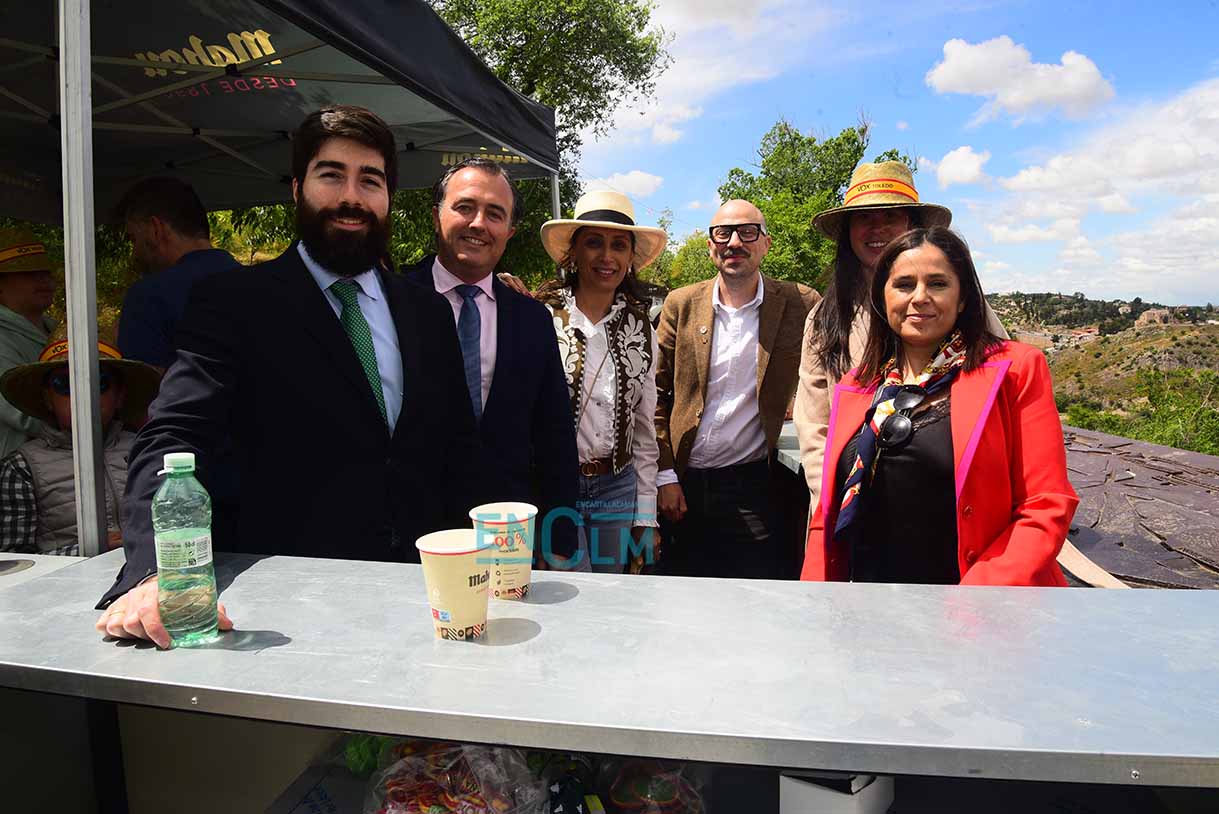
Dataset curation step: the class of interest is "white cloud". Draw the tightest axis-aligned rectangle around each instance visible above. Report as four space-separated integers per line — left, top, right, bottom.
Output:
987 218 1079 244
584 170 665 199
896 120 909 131
922 146 991 189
1059 235 1102 268
686 195 722 211
980 260 1010 274
925 36 1115 124
583 0 826 156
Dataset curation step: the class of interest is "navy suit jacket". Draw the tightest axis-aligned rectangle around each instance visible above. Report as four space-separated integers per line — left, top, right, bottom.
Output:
404 256 578 559
100 245 480 606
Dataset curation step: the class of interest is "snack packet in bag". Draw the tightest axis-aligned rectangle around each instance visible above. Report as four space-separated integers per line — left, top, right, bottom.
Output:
364 739 547 814
598 759 706 814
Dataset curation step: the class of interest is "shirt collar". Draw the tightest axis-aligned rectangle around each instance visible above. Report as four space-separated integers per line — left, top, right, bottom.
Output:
432 257 497 301
566 289 625 335
711 274 765 314
297 241 382 301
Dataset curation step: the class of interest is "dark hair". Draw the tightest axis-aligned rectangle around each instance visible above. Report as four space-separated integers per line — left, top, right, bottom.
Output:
854 226 1002 385
292 106 398 195
810 207 922 381
559 226 650 307
432 157 522 226
114 177 209 239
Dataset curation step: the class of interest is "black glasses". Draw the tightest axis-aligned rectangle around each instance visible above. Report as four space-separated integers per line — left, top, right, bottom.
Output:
877 386 927 449
708 223 766 244
47 370 114 397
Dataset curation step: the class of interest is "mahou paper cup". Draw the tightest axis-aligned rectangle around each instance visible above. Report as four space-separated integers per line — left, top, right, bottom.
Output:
415 529 491 640
469 502 538 601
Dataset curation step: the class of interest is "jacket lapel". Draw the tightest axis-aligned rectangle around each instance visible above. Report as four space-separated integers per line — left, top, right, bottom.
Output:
820 383 876 519
384 269 420 442
691 280 715 402
270 244 389 433
482 277 515 425
756 276 783 396
949 360 1010 499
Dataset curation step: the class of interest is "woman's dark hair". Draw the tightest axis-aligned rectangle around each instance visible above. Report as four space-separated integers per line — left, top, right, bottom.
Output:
854 226 1002 385
810 208 922 381
291 106 398 194
559 225 649 306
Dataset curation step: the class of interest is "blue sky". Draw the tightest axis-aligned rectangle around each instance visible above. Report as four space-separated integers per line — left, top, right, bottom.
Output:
577 1 1219 305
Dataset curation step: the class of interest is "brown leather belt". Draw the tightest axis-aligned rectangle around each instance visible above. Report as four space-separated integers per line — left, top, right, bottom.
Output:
579 457 613 477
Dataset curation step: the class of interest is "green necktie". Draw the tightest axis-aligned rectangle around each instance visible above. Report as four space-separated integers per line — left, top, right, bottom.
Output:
329 279 388 423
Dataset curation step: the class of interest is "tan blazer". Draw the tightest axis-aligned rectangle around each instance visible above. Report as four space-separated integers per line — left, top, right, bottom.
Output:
655 275 820 476
793 301 1010 506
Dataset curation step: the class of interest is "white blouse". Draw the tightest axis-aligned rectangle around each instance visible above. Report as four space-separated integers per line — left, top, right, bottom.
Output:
566 299 660 528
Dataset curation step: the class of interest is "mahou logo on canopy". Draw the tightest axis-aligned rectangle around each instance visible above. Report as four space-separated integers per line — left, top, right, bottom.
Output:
135 30 282 78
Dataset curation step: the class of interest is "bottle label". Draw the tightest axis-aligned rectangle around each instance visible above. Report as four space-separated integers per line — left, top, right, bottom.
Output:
154 533 213 570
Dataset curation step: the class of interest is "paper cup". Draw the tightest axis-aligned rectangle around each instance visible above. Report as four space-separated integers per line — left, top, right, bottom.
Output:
415 529 491 640
469 502 537 601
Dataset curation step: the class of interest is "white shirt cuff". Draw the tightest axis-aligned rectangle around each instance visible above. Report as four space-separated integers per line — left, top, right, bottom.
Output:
656 468 679 488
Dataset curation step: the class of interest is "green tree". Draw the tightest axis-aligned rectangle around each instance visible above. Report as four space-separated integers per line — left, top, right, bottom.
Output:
715 118 912 290
427 0 670 164
664 231 716 289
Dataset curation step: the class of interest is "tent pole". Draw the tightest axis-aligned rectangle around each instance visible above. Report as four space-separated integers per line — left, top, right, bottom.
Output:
58 0 105 558
550 172 561 219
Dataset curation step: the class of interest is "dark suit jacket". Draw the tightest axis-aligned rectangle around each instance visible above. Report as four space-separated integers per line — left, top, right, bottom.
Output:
99 245 479 606
404 256 578 559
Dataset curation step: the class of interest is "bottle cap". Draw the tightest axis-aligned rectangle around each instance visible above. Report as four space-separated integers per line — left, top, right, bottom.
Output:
158 452 196 475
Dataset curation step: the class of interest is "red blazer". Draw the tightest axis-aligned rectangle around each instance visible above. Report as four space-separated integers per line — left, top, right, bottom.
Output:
801 341 1077 586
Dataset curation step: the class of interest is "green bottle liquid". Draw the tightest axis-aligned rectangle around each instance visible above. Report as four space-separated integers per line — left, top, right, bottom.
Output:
153 452 219 647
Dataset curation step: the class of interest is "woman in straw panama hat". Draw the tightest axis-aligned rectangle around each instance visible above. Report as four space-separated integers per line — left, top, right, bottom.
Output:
0 226 59 459
0 338 161 556
792 161 1007 509
536 189 668 573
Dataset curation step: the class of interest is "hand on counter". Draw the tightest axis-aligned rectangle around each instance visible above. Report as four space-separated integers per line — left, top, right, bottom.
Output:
658 483 687 523
95 576 233 649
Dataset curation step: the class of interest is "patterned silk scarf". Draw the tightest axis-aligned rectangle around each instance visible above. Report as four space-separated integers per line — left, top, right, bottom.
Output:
833 331 968 550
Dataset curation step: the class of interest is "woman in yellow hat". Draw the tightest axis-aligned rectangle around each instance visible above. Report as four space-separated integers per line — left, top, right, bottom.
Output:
537 190 668 573
792 162 1007 509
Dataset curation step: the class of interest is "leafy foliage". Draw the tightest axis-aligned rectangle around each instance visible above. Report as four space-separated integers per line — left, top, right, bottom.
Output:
1064 370 1219 456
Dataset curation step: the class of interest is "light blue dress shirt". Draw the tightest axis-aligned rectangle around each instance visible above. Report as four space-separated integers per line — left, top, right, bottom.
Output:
297 242 404 433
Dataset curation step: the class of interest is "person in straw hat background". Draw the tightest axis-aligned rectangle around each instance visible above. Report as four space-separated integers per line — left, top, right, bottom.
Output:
793 161 1008 509
535 190 667 573
655 199 820 580
0 339 160 555
0 227 58 459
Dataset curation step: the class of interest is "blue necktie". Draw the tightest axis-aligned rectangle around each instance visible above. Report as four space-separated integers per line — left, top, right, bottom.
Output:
455 284 482 423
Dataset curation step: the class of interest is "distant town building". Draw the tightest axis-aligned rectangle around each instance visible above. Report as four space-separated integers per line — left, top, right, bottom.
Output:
1118 304 1132 316
1135 308 1173 327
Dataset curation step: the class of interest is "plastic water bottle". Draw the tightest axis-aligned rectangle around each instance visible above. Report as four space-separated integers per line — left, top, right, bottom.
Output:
153 452 219 647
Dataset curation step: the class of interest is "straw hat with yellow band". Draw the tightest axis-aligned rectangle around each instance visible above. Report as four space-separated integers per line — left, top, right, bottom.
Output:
0 339 162 426
812 161 952 240
0 227 54 274
540 190 668 271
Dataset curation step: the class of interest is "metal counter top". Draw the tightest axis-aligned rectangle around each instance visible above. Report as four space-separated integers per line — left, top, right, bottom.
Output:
1 550 1217 787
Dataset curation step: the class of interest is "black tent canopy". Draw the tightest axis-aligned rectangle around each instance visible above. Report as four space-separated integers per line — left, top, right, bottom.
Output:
0 0 558 557
0 0 559 222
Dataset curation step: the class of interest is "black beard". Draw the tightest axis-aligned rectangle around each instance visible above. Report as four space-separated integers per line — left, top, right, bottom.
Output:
296 199 389 277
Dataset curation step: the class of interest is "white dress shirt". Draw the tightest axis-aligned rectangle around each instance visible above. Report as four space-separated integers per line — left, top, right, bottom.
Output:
568 299 660 527
657 278 767 487
298 242 403 433
431 258 497 410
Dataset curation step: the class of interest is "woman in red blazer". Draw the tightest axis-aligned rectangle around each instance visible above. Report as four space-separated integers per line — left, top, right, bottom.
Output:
801 227 1077 586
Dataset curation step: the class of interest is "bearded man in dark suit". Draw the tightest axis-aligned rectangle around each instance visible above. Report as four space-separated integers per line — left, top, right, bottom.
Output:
96 106 478 647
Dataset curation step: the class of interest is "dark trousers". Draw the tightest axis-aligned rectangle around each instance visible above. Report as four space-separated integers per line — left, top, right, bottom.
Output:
661 459 787 580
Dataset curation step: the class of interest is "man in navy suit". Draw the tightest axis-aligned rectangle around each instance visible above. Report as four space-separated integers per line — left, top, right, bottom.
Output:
97 107 479 647
403 158 578 565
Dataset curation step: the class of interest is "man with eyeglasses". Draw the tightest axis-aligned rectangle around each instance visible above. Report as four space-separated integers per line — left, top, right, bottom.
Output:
654 199 819 579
